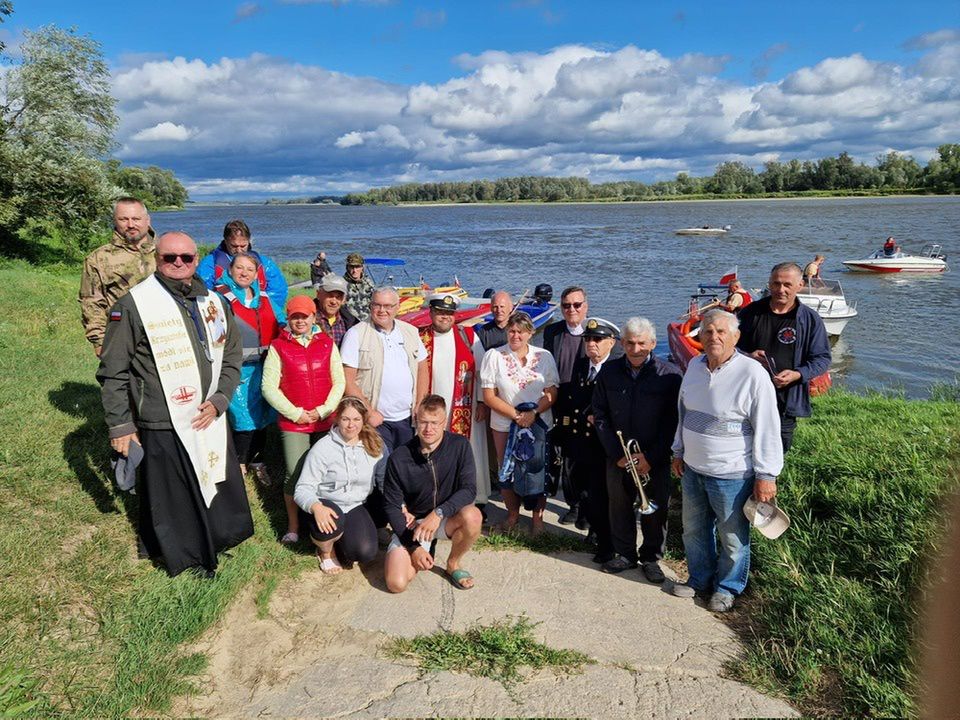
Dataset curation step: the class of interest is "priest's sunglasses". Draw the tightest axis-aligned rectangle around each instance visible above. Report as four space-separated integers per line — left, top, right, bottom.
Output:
160 253 197 264
561 301 584 310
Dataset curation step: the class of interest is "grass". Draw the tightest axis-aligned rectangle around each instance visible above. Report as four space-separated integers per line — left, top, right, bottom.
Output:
0 259 313 717
386 615 593 688
1 257 957 717
729 389 960 717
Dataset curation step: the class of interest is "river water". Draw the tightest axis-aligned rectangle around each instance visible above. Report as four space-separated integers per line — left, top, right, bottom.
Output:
162 196 960 398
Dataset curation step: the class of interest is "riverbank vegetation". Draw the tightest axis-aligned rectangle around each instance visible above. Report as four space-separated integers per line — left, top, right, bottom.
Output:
341 146 960 205
0 12 187 265
1 261 956 717
731 389 960 717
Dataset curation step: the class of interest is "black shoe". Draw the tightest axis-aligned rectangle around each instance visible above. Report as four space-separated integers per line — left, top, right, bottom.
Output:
583 530 599 548
575 516 589 531
559 507 579 525
601 555 638 574
592 551 616 564
641 561 665 584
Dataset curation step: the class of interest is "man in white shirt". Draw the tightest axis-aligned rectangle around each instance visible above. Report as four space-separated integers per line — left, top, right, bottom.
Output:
340 287 429 451
670 309 783 613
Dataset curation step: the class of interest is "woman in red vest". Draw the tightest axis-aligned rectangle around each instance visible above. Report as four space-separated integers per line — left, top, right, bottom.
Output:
262 295 345 544
215 253 282 482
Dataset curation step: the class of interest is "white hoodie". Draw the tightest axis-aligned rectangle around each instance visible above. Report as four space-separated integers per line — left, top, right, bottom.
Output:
293 427 386 514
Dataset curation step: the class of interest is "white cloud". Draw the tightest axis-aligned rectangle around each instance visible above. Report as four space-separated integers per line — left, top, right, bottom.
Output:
131 122 195 142
110 33 960 197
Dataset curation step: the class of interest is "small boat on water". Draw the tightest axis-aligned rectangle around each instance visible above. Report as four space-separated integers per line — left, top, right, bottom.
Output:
796 278 858 337
842 244 948 273
675 225 732 236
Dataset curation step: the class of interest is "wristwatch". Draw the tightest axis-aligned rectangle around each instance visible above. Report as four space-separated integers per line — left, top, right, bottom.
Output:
434 506 445 519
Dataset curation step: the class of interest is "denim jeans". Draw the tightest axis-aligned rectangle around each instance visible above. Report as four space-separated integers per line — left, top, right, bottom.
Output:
681 467 754 597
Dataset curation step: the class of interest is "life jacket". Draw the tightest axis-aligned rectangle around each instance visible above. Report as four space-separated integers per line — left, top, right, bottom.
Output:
211 245 268 292
270 329 336 433
736 289 753 307
215 285 280 363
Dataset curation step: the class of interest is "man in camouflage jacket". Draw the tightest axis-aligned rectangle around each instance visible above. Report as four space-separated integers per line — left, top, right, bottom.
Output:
343 252 376 321
79 197 157 355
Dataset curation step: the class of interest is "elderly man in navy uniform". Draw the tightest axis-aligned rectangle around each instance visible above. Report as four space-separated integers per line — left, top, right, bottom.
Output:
554 318 620 562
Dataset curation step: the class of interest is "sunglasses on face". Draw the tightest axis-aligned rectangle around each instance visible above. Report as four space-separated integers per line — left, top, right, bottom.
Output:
160 253 196 264
561 301 584 310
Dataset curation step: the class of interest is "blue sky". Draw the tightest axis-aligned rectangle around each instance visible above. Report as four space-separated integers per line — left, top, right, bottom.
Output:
4 0 959 198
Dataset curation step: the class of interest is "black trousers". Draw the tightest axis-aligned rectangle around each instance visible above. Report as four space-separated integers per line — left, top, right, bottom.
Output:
605 459 671 563
780 414 797 453
559 455 584 511
571 456 612 555
232 428 266 466
305 491 388 565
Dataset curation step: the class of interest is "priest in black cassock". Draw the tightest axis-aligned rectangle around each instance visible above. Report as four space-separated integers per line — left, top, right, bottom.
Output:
97 231 254 577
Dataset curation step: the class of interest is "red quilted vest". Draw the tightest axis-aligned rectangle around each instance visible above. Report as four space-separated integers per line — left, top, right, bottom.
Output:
271 329 336 433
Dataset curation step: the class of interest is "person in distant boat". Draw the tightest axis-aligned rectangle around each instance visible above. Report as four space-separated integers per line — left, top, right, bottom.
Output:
382 395 482 592
883 237 896 257
803 255 825 286
343 253 376 322
722 280 752 314
313 273 359 346
736 262 831 453
97 231 253 578
198 220 288 309
79 197 157 356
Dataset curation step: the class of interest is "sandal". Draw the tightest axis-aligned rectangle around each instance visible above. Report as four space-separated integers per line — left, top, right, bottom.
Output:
447 568 474 590
318 552 342 575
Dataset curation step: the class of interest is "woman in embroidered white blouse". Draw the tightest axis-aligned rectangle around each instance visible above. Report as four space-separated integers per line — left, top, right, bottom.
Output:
480 311 559 532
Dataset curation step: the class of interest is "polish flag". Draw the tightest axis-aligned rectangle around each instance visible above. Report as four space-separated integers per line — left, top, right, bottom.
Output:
718 267 737 285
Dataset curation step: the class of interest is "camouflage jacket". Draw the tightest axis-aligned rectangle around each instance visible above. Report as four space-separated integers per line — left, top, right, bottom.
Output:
79 229 157 348
344 272 375 321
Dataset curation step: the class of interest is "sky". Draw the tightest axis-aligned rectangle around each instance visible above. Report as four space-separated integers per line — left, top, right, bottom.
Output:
3 0 960 199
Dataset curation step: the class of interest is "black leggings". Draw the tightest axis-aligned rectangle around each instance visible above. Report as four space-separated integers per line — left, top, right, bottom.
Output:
305 496 385 565
232 428 266 466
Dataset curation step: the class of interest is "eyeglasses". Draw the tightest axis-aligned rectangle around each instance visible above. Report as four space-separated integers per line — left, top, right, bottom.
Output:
160 253 196 264
371 303 398 310
561 301 584 310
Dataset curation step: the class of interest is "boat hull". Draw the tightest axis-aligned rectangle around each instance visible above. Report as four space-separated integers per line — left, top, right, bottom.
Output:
842 260 946 273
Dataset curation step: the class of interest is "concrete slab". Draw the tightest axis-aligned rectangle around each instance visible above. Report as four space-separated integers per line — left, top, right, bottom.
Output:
174 505 797 719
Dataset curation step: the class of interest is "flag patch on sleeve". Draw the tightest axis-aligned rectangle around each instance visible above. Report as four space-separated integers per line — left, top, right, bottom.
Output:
110 310 122 321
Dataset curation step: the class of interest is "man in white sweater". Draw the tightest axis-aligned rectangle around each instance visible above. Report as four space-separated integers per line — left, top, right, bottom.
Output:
670 309 783 613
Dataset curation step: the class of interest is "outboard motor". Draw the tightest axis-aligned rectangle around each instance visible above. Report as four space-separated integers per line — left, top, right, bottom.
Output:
534 283 553 304
481 288 495 299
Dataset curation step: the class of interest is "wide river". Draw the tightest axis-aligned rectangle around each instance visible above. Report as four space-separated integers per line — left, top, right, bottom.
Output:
163 196 960 398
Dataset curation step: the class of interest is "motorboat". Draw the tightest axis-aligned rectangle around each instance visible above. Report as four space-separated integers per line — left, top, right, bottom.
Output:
842 244 948 273
666 286 831 395
796 278 858 337
675 225 731 236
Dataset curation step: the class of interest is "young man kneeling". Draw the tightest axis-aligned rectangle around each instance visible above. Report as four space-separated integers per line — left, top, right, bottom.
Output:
382 394 482 592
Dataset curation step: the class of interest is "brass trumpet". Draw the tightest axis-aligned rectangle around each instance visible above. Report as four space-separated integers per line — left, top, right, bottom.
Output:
616 430 658 515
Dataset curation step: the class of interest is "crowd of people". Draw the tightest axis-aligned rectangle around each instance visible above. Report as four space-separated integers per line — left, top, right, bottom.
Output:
82 198 831 610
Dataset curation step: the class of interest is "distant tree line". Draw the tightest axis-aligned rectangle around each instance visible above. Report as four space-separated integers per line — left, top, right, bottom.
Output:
341 146 960 205
0 9 187 263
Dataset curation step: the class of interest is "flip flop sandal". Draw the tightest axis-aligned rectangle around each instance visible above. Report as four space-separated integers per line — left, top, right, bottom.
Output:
318 553 342 575
447 568 474 590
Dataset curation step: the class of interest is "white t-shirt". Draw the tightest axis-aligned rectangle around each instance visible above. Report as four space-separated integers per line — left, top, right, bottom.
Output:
480 345 560 432
340 322 427 421
430 330 456 428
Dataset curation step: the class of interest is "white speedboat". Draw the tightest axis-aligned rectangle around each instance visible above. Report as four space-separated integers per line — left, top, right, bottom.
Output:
842 244 948 273
675 225 731 236
797 278 858 336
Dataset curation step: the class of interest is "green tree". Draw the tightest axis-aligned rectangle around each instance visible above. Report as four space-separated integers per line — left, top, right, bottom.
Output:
923 144 960 191
0 25 117 259
876 152 922 188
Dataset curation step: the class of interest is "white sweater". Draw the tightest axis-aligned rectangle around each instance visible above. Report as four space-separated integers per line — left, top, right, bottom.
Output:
293 428 385 514
671 352 783 481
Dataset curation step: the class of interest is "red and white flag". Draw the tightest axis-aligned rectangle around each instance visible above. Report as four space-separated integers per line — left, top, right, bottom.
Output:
718 267 737 285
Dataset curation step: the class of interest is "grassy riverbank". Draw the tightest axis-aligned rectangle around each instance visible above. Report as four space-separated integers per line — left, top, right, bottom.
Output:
0 259 957 717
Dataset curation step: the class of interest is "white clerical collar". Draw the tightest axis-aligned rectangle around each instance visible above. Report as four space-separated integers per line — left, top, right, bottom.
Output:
567 322 584 336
